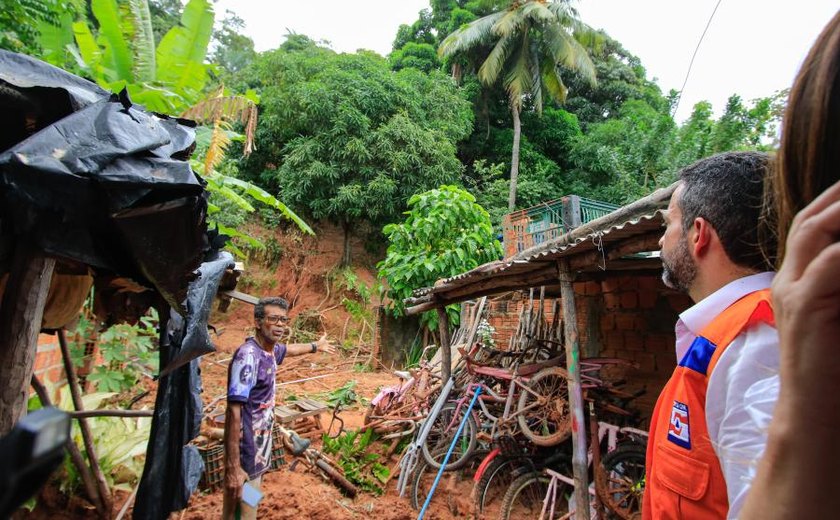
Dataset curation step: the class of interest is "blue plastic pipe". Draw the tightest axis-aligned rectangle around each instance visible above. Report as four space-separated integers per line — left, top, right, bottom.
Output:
417 386 483 520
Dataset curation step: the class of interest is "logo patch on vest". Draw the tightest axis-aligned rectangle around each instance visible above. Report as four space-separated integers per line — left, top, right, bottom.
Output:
667 401 691 449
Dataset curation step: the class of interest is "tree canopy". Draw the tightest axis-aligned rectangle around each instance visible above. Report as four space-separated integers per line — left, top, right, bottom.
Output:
238 43 474 265
378 185 503 329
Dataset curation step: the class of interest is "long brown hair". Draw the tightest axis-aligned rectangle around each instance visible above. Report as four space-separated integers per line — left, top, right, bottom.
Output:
774 10 840 262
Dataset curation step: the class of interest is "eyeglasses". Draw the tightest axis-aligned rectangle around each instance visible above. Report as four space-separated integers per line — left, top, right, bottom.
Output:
263 315 290 325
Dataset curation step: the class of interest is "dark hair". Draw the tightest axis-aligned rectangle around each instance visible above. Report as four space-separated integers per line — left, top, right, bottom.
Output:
678 151 775 271
774 11 840 262
254 297 289 320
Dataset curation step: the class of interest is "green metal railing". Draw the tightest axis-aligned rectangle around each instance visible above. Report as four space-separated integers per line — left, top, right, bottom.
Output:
502 195 619 257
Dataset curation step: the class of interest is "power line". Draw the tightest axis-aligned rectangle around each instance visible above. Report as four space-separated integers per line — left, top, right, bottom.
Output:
672 0 724 119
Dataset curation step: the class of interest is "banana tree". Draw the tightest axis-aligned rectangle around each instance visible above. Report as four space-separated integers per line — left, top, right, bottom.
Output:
184 87 314 257
38 0 313 250
39 0 213 114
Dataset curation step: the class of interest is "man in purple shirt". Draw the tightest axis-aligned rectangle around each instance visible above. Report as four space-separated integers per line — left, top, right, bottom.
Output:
222 296 334 520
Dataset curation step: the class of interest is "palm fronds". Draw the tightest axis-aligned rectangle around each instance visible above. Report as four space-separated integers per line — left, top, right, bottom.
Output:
181 87 259 154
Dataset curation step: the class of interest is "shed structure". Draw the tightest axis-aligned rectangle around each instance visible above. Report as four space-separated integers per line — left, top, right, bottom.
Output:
404 182 689 519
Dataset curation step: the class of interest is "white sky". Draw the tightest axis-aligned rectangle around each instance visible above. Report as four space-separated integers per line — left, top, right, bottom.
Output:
215 0 838 124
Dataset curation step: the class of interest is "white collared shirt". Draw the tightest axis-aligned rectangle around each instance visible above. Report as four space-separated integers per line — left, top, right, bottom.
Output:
673 272 779 519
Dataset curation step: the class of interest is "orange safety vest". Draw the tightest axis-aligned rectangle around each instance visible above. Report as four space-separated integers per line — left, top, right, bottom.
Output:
642 289 774 519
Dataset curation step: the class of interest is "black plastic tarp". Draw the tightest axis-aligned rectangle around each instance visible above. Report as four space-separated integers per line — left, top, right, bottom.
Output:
0 50 208 312
0 52 229 519
135 251 234 519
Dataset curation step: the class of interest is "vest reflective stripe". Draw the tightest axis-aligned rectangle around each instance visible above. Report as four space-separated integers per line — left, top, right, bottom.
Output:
642 289 774 519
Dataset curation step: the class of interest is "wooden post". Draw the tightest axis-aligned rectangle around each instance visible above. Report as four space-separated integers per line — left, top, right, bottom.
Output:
559 260 590 520
30 374 105 516
0 242 55 434
436 307 451 383
57 329 113 517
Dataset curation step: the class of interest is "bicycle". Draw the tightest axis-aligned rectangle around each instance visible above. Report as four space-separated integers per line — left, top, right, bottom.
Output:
471 437 572 519
275 424 359 498
421 346 568 471
498 405 647 520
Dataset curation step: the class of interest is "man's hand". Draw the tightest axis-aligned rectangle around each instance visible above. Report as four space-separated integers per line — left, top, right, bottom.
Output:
224 463 249 503
315 333 336 354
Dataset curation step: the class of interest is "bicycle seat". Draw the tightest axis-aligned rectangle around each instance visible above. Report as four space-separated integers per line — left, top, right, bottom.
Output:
288 431 311 456
394 370 411 380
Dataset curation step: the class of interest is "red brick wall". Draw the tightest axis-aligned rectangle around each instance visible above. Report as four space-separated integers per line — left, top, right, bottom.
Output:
32 333 68 402
484 275 692 426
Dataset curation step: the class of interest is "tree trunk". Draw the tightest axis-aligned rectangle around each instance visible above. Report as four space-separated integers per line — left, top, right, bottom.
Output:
0 243 55 434
341 219 352 267
559 260 590 520
508 104 522 212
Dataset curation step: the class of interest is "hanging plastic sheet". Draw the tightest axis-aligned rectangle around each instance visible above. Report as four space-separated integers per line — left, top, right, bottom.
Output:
0 50 209 313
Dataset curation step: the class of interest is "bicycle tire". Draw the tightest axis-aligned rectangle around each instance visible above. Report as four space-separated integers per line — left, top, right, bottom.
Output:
499 471 555 520
410 444 452 510
421 403 478 471
409 456 434 510
315 457 358 498
472 456 528 518
517 367 572 447
596 442 646 520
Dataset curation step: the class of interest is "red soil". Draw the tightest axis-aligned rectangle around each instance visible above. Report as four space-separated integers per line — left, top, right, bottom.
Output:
22 222 471 519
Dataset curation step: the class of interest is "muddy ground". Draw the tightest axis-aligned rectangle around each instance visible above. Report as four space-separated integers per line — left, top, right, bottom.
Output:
22 223 475 519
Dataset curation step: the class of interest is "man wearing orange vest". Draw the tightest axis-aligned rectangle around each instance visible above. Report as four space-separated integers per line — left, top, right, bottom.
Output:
643 152 779 519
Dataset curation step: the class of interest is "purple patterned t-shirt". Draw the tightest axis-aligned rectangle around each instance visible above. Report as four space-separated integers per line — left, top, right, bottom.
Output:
227 338 286 479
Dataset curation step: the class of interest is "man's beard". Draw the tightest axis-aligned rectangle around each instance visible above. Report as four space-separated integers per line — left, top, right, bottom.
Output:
661 235 697 293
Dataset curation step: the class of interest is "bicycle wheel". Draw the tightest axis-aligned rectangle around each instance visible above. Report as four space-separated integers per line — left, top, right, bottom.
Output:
499 471 558 520
472 456 529 519
315 457 358 498
596 442 646 520
421 403 478 471
516 367 572 446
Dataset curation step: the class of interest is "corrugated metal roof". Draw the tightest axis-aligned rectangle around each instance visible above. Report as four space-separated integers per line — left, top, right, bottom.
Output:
408 183 676 307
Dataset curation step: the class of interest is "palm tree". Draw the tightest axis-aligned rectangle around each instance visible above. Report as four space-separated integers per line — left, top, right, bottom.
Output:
439 0 598 211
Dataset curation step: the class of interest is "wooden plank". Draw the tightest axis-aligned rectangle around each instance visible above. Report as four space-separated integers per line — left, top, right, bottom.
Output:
220 289 259 306
275 405 298 418
436 307 452 383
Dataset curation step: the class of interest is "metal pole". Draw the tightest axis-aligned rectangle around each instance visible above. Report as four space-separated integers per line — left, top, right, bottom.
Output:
559 260 590 520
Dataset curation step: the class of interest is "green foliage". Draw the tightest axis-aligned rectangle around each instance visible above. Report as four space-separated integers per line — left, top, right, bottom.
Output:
38 0 215 114
403 336 431 369
57 387 152 493
241 47 473 263
389 42 440 73
321 428 390 495
0 0 72 55
76 309 158 393
211 10 256 77
567 98 676 204
317 380 360 408
378 185 503 330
